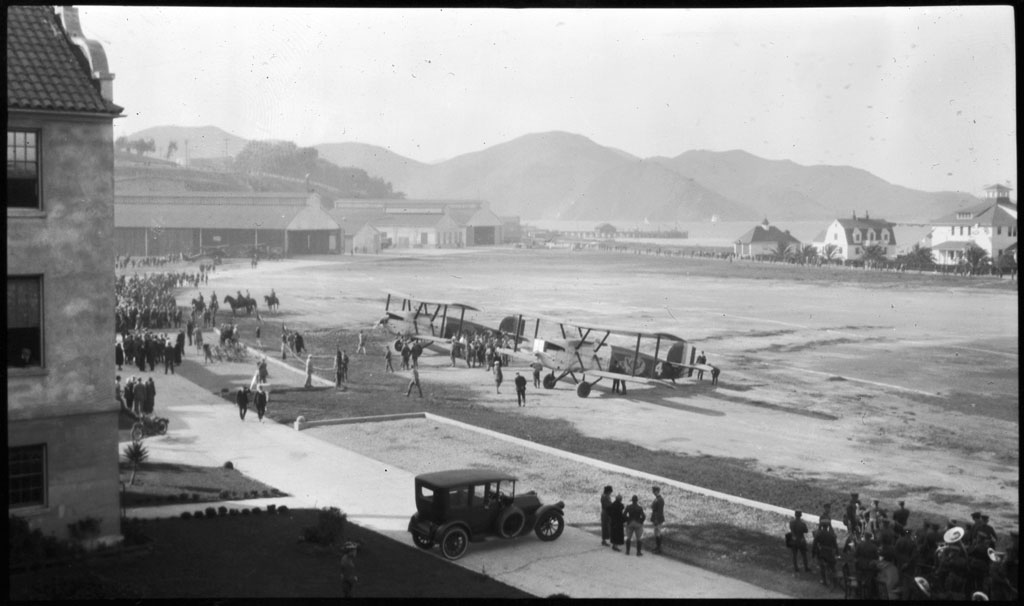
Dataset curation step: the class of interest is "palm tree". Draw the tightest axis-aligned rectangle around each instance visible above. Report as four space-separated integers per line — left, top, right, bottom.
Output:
908 244 935 272
861 244 888 269
964 244 990 275
820 244 840 265
771 241 792 263
123 439 149 486
797 244 817 265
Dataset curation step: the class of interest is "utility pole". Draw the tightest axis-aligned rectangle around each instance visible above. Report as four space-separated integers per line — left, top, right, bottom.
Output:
184 139 190 168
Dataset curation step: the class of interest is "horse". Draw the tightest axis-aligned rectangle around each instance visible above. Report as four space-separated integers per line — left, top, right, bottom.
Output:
223 294 258 317
264 293 280 313
191 298 206 317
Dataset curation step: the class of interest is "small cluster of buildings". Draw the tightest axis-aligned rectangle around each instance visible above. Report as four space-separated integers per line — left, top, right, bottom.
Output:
732 184 1017 267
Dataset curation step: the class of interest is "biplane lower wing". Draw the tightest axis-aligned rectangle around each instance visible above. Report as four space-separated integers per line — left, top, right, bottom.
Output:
584 369 676 388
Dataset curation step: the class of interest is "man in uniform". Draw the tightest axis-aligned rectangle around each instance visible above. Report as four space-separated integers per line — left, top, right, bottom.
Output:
844 493 862 536
340 541 358 598
789 510 811 573
893 500 910 534
624 495 646 557
812 519 839 587
514 372 527 407
650 486 665 554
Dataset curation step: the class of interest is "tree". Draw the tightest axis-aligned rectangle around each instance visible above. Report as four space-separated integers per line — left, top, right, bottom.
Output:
861 244 888 269
166 140 178 159
130 138 155 156
964 244 990 275
122 439 149 486
115 135 130 152
820 243 841 265
995 249 1017 279
907 244 934 272
771 241 792 262
797 244 817 265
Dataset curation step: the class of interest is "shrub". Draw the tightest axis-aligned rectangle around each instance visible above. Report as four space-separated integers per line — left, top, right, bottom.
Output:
180 512 192 519
204 507 217 518
241 509 250 515
191 494 201 502
267 504 277 513
302 506 346 545
223 461 234 470
229 509 239 516
180 493 190 502
10 515 84 569
219 490 231 499
218 506 228 516
67 517 102 541
193 511 204 519
167 495 178 502
277 505 289 515
121 517 150 545
252 508 262 515
261 490 270 498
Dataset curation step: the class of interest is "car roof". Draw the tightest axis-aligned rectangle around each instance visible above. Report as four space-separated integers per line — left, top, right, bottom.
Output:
415 468 517 488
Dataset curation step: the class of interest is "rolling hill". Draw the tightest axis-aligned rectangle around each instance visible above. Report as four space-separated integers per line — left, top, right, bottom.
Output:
124 125 249 163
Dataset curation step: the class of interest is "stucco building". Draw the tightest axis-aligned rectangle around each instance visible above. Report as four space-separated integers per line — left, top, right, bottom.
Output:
330 199 504 253
812 212 897 262
7 5 123 542
928 184 1018 266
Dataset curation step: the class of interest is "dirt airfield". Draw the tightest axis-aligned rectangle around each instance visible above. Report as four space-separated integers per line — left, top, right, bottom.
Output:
180 247 1018 531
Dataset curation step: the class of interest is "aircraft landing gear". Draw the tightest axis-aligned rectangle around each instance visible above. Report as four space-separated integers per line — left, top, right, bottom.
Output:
575 382 592 398
542 374 557 390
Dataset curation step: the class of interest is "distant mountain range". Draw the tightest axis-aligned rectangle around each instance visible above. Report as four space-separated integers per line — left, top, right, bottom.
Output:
126 126 981 221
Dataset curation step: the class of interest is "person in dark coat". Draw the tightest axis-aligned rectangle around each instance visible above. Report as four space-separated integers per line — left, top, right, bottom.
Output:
124 377 137 415
608 494 626 552
163 340 176 374
137 339 148 372
143 377 156 415
600 485 613 547
789 509 811 573
236 385 250 421
254 384 268 422
115 340 125 371
514 372 527 406
175 330 185 364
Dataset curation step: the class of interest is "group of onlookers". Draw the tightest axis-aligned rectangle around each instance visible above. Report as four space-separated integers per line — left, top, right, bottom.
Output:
787 493 1018 600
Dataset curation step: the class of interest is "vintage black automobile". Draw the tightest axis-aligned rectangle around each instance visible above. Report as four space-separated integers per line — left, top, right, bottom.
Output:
407 468 566 560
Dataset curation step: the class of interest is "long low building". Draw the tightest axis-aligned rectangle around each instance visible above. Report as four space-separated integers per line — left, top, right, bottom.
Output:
114 193 507 256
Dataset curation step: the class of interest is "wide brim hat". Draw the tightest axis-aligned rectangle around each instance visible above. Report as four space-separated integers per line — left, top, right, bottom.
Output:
987 547 1000 562
914 577 931 597
944 526 965 544
972 591 989 601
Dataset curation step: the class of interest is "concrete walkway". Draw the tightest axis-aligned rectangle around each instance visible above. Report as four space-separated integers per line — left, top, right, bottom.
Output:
123 350 788 599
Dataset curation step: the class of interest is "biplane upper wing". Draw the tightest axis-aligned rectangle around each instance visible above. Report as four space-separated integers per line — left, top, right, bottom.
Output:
382 289 481 312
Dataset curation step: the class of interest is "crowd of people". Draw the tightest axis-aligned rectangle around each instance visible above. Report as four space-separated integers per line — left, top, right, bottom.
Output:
786 493 1018 600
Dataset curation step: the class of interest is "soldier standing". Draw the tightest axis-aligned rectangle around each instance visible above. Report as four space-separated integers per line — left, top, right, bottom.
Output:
650 486 665 554
340 541 358 598
600 485 613 547
624 495 646 557
812 519 839 587
789 510 811 573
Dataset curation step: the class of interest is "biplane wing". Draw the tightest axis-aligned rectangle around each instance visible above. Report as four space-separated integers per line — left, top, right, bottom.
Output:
583 368 677 388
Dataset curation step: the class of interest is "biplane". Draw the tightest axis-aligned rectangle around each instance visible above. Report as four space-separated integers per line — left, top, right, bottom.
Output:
498 313 715 398
375 290 521 351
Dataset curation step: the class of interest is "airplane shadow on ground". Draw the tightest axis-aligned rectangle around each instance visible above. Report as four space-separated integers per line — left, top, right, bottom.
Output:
581 381 727 417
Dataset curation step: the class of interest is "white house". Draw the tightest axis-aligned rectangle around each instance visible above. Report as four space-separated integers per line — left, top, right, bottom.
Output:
733 219 802 259
812 212 897 262
928 184 1017 266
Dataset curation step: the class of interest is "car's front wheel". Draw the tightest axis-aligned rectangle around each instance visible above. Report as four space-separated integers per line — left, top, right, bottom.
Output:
535 510 565 541
412 531 433 550
440 527 469 560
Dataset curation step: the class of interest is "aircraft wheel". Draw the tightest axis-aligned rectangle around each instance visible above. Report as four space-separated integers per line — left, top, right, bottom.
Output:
542 374 557 390
576 382 592 398
393 339 403 352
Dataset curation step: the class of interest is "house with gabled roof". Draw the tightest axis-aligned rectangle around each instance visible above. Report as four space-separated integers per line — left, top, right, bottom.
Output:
329 199 504 251
733 219 802 259
8 5 124 543
812 211 896 262
928 184 1017 266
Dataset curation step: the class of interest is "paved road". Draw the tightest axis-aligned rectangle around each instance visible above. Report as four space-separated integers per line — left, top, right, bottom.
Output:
125 351 788 599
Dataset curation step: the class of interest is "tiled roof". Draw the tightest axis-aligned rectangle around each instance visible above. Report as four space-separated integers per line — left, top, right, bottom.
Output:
7 5 121 114
835 217 893 231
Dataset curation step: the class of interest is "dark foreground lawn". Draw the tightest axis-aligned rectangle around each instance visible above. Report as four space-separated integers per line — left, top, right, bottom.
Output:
9 508 534 600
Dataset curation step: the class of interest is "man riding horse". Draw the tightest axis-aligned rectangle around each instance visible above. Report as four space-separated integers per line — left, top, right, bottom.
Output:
223 293 258 317
264 288 280 313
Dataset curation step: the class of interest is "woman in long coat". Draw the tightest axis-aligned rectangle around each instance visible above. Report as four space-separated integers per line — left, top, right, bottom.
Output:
144 377 156 415
608 494 626 551
115 340 125 371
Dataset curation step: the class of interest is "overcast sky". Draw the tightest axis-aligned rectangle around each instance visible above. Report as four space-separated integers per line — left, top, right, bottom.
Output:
78 6 1015 195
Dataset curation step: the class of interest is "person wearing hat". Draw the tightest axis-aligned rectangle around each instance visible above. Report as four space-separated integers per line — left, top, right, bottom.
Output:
976 515 997 546
854 531 880 598
788 510 810 573
253 383 268 422
812 519 838 588
844 493 862 536
608 494 625 552
649 486 665 554
819 502 833 527
624 495 646 557
966 511 983 545
600 485 613 547
340 541 358 598
893 500 910 534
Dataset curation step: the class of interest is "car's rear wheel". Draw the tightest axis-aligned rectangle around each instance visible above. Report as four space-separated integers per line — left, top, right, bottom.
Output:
412 531 433 550
157 419 169 435
440 527 469 560
497 506 526 538
535 510 565 541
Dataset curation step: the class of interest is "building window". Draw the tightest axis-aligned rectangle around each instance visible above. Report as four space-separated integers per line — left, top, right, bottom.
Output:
7 275 43 368
853 230 862 243
951 227 955 235
867 229 876 241
9 444 47 508
7 130 40 209
833 232 838 241
997 226 1002 236
882 231 890 242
